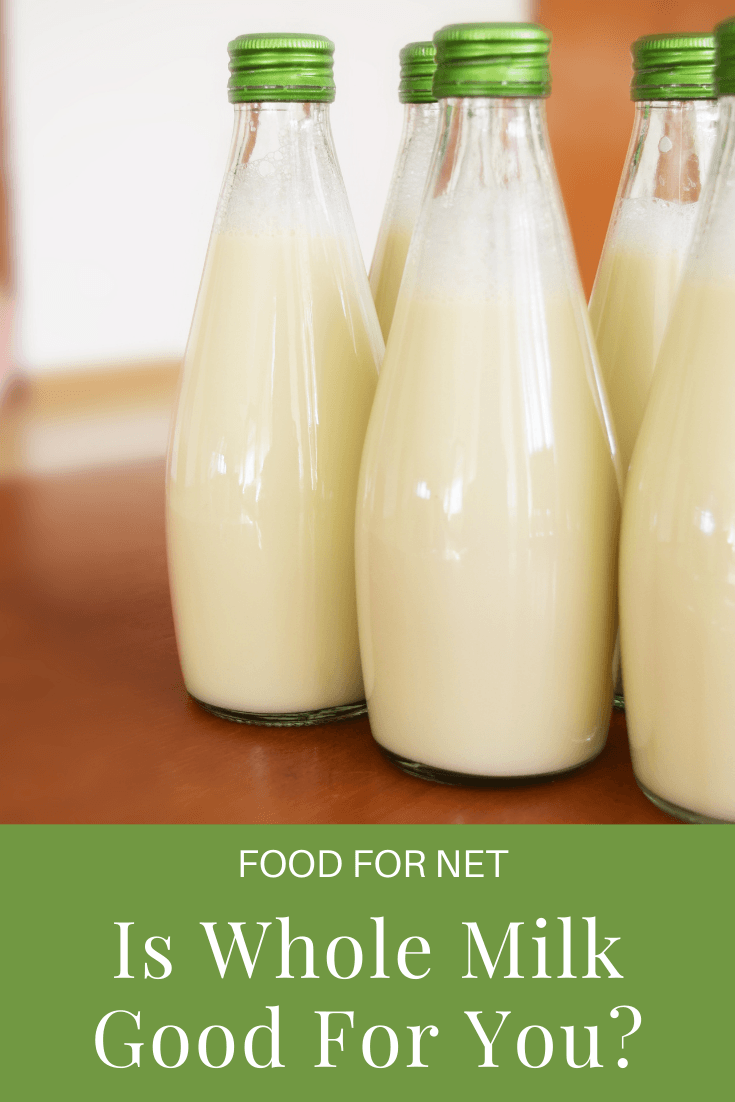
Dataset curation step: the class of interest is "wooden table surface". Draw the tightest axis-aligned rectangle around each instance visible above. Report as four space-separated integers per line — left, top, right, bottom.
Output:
0 460 675 824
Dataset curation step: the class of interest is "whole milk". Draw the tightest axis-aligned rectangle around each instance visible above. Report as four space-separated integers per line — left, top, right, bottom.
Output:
589 198 699 475
370 228 413 341
168 231 379 715
621 278 735 821
357 291 620 777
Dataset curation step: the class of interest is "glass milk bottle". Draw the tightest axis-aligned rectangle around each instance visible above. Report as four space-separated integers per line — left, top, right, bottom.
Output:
590 34 717 480
620 19 735 823
369 42 439 339
590 34 717 708
167 34 383 726
356 23 621 783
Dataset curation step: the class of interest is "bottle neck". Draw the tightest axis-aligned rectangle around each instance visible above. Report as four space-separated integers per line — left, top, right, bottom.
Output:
216 100 348 237
684 96 735 280
624 99 718 204
227 100 333 164
400 100 440 144
369 100 440 301
402 96 580 304
389 100 441 218
432 97 551 199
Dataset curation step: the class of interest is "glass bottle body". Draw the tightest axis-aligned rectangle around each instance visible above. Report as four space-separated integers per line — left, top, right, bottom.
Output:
167 102 383 725
369 101 440 340
620 97 735 822
590 99 718 478
356 98 620 781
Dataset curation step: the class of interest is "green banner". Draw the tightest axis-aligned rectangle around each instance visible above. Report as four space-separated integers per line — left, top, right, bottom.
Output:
3 826 731 1099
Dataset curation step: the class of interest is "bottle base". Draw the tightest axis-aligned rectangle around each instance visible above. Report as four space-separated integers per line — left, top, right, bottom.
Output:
191 695 368 728
380 746 602 788
636 780 734 824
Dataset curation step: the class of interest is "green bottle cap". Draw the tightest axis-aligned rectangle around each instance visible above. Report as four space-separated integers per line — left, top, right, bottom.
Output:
432 23 551 100
716 18 735 96
630 34 716 101
399 41 437 103
227 33 335 103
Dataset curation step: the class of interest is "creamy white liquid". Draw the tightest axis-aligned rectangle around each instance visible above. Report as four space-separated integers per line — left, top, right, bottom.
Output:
621 278 735 821
167 232 379 715
590 244 684 475
591 202 699 700
590 197 706 477
370 227 412 341
357 292 619 777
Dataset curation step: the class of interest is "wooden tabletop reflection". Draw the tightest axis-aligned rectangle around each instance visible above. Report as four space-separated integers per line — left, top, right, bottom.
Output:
0 459 673 824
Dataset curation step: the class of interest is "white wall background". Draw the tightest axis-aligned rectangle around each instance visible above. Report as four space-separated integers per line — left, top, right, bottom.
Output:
7 0 533 374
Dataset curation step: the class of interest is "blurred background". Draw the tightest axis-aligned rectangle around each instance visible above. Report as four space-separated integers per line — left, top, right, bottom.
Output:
0 0 733 474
